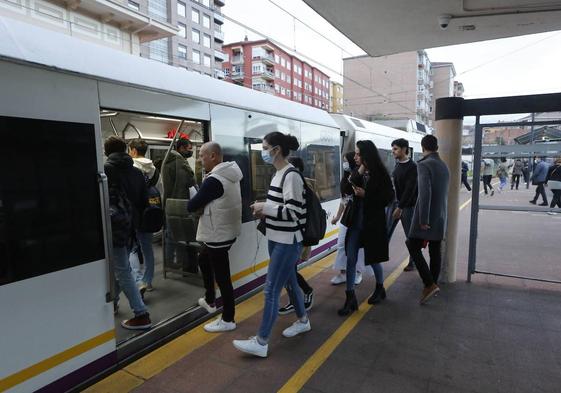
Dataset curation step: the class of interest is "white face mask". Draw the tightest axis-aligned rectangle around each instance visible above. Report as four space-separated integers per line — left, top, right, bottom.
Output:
342 162 350 172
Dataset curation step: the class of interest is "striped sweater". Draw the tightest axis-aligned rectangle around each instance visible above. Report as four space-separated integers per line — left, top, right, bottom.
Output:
262 164 306 244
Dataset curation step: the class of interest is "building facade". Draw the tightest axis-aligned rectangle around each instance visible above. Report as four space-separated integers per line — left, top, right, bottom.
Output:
330 81 343 113
343 51 432 126
222 39 330 110
429 62 456 122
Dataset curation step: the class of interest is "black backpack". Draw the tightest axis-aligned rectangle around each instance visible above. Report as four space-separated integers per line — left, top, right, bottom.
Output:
109 183 133 247
140 169 164 233
281 168 327 247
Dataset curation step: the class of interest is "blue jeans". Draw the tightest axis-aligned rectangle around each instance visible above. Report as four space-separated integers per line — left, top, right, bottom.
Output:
258 240 305 341
113 246 147 316
499 176 507 190
130 231 155 286
346 225 384 291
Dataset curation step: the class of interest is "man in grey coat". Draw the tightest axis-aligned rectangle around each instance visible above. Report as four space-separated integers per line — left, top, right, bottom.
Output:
406 135 450 305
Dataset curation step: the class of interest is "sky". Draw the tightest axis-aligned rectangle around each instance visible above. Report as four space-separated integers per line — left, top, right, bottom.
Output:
221 0 561 101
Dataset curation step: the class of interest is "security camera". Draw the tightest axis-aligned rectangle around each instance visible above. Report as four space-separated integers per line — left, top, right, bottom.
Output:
438 14 452 30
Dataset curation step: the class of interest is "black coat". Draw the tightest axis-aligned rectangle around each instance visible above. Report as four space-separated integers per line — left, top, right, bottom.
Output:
347 169 395 265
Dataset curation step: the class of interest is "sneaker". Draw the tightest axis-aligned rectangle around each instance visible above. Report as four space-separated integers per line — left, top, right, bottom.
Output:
529 200 537 205
145 283 154 292
547 211 558 215
278 302 295 315
198 298 217 314
490 190 494 196
233 336 268 358
304 291 314 311
420 284 440 305
121 313 152 330
539 202 549 206
354 271 363 285
330 273 346 285
282 319 311 338
204 317 236 333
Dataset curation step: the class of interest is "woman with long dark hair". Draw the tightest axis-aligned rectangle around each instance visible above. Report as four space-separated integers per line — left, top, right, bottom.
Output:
338 140 395 316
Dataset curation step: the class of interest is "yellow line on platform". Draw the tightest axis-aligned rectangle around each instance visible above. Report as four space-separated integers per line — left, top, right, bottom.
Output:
277 257 410 393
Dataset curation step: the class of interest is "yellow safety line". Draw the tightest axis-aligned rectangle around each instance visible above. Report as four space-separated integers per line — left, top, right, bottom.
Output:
459 198 472 211
0 330 115 392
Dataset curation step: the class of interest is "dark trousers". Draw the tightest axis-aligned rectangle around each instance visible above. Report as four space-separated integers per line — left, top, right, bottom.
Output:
511 174 520 190
532 183 548 204
296 270 313 295
406 238 442 288
551 190 561 208
482 175 493 194
461 174 471 191
198 244 235 322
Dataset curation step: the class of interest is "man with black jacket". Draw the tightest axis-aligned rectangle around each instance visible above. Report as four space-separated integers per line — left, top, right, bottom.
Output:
391 139 418 272
104 136 152 330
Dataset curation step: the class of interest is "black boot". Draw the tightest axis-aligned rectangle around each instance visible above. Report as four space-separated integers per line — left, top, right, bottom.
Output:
368 284 386 304
338 290 358 316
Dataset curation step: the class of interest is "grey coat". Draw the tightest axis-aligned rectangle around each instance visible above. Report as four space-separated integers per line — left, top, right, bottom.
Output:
409 153 450 241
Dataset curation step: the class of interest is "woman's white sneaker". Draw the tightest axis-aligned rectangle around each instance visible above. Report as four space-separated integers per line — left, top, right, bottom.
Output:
204 318 236 333
282 319 311 338
198 298 217 314
233 337 268 358
354 271 363 285
330 273 346 285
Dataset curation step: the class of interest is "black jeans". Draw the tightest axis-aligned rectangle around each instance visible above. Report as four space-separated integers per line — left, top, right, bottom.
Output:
482 175 493 194
461 174 471 191
406 238 442 288
296 270 313 295
551 190 561 208
532 183 548 204
198 244 235 322
511 174 520 190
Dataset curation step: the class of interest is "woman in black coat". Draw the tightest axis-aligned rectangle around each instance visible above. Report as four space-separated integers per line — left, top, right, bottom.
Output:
338 140 395 316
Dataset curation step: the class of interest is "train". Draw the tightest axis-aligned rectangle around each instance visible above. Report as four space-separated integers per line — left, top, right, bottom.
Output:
0 16 423 393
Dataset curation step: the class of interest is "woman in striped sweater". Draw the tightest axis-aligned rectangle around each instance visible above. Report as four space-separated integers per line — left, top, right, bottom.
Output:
233 132 311 358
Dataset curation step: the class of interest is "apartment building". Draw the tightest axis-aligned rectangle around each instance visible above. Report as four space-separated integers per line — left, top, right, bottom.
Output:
330 81 343 113
430 62 457 122
343 51 433 127
222 39 330 110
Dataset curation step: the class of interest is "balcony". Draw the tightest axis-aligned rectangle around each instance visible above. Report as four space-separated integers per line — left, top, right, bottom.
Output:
214 49 227 62
214 30 224 43
230 55 243 65
231 71 244 80
214 11 224 25
253 54 275 65
215 69 225 79
253 69 274 80
253 85 275 95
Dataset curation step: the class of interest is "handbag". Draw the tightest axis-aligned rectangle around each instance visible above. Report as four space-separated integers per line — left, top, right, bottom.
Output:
340 199 354 227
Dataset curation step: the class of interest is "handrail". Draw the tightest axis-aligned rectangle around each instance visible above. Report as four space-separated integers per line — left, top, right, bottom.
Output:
97 172 116 303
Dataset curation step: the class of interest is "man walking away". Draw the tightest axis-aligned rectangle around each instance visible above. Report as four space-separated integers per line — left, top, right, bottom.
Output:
187 142 243 332
497 158 509 193
481 159 494 196
104 136 152 330
546 157 561 211
511 159 523 190
461 161 471 191
406 135 450 305
391 138 418 272
530 157 549 206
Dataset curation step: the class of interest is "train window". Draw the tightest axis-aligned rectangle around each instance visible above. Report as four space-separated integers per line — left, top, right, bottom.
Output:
0 116 104 286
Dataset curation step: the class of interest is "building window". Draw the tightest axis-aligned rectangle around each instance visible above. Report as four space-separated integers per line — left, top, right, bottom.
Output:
192 8 200 24
287 76 291 84
193 49 200 64
275 69 280 78
280 58 286 67
128 0 140 11
203 54 211 67
201 0 210 7
148 0 168 22
178 23 186 38
275 84 280 93
203 14 211 28
274 54 280 63
203 33 211 48
287 62 291 70
192 28 200 43
177 1 186 17
178 44 187 59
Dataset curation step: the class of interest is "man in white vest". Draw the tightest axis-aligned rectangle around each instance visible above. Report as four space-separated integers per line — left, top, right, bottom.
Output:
187 142 243 332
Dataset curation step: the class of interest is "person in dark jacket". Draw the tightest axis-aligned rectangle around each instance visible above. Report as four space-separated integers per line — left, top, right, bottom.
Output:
406 135 450 305
530 157 549 206
511 159 523 190
546 157 561 209
104 136 151 330
391 138 418 272
461 161 471 191
338 140 395 316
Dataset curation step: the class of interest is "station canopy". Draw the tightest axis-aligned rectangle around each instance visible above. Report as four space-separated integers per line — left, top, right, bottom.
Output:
303 0 561 56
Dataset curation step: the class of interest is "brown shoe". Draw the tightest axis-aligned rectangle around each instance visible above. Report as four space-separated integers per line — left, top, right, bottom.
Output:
121 313 152 330
420 284 440 305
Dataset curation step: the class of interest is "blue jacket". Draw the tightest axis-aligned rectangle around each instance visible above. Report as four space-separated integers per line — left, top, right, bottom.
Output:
532 161 549 184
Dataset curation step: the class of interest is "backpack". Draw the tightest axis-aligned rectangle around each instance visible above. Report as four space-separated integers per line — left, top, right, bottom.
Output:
281 168 327 247
140 170 164 233
109 183 133 247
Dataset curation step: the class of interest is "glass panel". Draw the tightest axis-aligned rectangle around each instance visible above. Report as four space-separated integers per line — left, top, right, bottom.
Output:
0 116 104 286
177 1 186 17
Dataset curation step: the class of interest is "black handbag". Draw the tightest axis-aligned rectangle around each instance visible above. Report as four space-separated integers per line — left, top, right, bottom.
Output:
340 200 354 227
257 218 266 235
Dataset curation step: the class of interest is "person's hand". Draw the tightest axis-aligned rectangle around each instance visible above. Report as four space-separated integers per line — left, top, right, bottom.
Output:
392 207 402 221
250 202 265 219
353 186 365 198
331 216 339 225
420 224 431 230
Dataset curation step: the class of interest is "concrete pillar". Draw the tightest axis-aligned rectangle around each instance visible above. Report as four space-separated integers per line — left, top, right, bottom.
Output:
434 97 464 283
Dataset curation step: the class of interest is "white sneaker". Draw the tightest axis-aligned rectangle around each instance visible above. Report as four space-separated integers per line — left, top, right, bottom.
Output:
354 271 363 285
198 298 217 314
331 273 346 285
282 319 311 338
233 336 268 358
204 317 236 333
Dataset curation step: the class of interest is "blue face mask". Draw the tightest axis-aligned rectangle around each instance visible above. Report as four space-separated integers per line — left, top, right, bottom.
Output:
261 146 277 164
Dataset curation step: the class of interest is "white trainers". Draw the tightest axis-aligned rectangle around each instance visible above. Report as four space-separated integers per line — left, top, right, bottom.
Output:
331 273 346 285
282 319 311 338
204 317 236 333
198 298 217 314
354 271 363 285
233 336 268 358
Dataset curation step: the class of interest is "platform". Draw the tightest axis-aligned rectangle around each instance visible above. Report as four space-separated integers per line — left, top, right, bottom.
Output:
84 185 561 393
